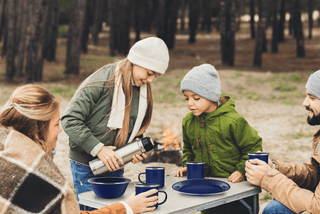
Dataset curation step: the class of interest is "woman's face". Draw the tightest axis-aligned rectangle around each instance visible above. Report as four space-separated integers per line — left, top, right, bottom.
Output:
132 65 160 87
47 109 62 150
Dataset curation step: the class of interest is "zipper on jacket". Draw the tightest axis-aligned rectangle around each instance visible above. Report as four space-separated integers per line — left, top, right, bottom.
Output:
196 135 200 148
202 114 211 172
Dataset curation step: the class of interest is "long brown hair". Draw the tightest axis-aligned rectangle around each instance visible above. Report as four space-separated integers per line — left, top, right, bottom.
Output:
82 59 153 147
0 84 60 157
114 59 153 147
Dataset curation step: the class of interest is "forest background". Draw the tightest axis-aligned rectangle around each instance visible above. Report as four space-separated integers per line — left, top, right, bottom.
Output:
1 0 320 213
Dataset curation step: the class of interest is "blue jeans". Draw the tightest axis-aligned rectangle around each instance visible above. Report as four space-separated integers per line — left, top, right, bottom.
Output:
70 159 124 211
262 200 295 214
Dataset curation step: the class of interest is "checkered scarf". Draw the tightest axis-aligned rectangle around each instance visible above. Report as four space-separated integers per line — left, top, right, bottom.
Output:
0 127 80 214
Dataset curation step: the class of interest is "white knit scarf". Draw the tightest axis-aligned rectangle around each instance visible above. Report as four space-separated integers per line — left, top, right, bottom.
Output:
107 62 147 143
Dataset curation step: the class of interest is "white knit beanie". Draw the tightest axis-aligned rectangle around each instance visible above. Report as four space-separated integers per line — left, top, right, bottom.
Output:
127 37 169 74
306 70 320 99
181 64 221 102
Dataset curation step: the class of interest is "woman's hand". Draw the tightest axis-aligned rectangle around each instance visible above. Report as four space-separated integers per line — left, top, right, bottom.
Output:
245 159 271 186
97 146 124 171
131 153 148 164
228 171 244 183
125 189 158 214
174 167 187 177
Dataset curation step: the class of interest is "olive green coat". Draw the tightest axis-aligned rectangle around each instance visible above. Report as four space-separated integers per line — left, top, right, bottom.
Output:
181 96 263 177
61 64 140 165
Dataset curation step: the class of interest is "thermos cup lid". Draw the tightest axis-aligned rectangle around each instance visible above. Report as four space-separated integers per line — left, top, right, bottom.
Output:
141 137 154 152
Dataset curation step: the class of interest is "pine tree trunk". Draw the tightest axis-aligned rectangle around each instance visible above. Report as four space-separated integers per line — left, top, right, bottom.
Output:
250 0 255 39
253 0 268 67
188 0 199 44
220 0 236 66
165 0 179 49
44 0 60 61
294 0 305 58
108 0 117 56
1 0 7 56
156 0 166 40
180 0 186 33
271 0 279 53
16 0 28 77
92 0 103 46
116 0 130 55
5 0 15 82
0 0 5 40
81 0 92 53
278 0 286 42
65 0 86 75
308 0 313 39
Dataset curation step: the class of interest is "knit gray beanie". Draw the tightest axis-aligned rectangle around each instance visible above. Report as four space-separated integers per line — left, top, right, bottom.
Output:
306 70 320 99
181 64 221 102
127 37 169 74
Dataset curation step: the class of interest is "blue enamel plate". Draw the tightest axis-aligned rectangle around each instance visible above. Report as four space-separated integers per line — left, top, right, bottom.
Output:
172 179 230 196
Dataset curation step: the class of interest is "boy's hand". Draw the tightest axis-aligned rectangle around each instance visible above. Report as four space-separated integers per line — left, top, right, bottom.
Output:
228 171 244 183
174 167 187 177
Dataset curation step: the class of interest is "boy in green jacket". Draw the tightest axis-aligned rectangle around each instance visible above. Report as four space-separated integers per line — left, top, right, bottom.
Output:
174 64 263 214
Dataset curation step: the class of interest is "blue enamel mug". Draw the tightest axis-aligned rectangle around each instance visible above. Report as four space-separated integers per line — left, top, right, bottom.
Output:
187 162 210 179
138 167 165 188
135 184 167 209
248 152 269 163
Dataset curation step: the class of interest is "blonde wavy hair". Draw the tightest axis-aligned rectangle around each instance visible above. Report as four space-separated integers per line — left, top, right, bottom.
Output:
0 84 60 158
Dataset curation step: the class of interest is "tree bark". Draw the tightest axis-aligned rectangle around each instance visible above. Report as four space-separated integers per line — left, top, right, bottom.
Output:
108 0 117 56
249 0 255 39
5 0 15 82
220 0 236 66
16 0 29 77
278 0 286 42
294 0 305 58
253 0 268 67
0 0 6 45
188 0 200 44
81 0 93 53
1 0 7 56
116 0 130 55
271 0 279 53
180 0 186 33
308 0 313 39
44 0 60 61
92 0 104 46
65 0 86 75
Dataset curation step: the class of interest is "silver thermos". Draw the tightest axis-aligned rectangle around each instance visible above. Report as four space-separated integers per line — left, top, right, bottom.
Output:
89 137 155 176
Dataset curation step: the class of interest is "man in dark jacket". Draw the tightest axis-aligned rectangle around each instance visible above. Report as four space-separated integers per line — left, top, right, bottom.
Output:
245 70 320 214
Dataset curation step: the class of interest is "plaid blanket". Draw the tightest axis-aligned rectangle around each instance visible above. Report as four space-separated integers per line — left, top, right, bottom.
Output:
0 127 80 214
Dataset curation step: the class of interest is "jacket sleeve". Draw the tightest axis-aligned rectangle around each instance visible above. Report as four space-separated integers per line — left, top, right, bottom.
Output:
61 86 110 154
276 156 319 190
181 117 195 167
80 203 126 214
260 167 320 213
232 116 263 175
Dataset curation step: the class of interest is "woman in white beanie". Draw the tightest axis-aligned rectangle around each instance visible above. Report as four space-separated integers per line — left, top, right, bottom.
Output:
61 37 169 210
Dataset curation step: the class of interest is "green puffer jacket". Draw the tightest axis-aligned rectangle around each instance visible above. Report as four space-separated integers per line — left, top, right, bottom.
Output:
181 96 263 177
61 64 140 165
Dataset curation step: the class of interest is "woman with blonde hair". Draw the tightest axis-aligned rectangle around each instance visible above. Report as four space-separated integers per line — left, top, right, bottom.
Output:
61 37 170 210
0 84 158 214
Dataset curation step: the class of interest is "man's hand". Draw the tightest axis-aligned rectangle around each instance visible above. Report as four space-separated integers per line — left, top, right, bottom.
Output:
245 159 271 186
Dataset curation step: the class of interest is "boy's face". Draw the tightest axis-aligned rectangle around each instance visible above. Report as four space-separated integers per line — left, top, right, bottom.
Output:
183 90 217 116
